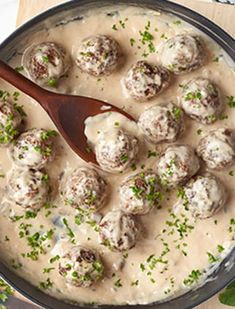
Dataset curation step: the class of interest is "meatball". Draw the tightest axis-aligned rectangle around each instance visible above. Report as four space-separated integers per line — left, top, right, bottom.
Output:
158 34 204 74
7 168 49 210
58 246 104 287
197 128 235 170
183 174 227 219
11 129 56 169
76 35 121 76
99 210 139 251
95 129 139 173
0 100 23 145
23 42 70 86
123 60 170 101
60 167 107 212
138 103 184 144
157 145 200 187
119 171 162 215
180 78 223 124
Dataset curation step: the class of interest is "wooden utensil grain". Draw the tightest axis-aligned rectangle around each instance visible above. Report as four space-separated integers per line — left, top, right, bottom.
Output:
0 60 134 164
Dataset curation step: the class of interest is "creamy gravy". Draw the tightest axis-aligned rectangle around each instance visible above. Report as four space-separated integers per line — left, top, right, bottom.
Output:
0 6 235 306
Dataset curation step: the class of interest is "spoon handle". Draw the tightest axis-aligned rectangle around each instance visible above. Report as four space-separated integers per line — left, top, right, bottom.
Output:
0 59 49 105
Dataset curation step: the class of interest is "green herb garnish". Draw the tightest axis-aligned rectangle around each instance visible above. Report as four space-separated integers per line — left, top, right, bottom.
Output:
183 269 202 286
219 281 235 306
114 278 122 288
227 96 235 108
39 278 53 290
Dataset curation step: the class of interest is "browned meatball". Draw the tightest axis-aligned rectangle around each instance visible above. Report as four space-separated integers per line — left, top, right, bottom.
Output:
11 129 57 169
95 129 139 173
7 168 49 210
197 128 235 169
58 246 104 287
157 145 200 187
124 61 170 101
99 210 139 251
158 34 204 74
23 42 70 86
138 103 184 144
183 174 227 219
180 78 223 124
76 35 121 76
60 167 107 212
0 100 23 145
119 171 162 215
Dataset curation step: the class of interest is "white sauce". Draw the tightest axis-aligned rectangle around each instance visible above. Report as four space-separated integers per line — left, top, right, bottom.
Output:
0 5 234 306
85 112 141 147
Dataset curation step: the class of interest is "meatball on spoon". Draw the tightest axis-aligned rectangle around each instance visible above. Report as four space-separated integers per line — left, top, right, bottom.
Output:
0 60 134 164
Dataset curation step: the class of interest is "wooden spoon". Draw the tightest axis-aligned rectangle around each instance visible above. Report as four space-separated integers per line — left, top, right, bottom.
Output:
0 60 134 164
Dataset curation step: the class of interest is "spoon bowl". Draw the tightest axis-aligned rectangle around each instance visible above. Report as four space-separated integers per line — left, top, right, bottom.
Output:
0 59 134 164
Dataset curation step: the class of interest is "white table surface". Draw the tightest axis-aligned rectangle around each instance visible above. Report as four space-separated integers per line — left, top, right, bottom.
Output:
0 0 19 43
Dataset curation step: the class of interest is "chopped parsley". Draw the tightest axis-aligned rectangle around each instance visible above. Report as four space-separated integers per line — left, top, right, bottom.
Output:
140 263 145 271
147 150 157 158
13 91 20 101
24 211 37 219
62 218 75 243
173 20 181 25
114 278 122 288
34 144 52 157
131 280 139 286
42 55 49 63
41 173 49 182
120 153 129 163
131 163 137 171
171 106 182 120
130 38 136 46
183 269 202 286
0 279 14 303
18 223 54 261
0 90 10 101
138 21 156 57
212 56 220 62
49 255 60 264
207 252 219 263
13 103 27 117
197 128 203 135
48 78 57 87
10 210 37 222
43 267 55 274
217 245 225 253
177 188 189 210
228 218 235 233
93 261 104 274
112 18 128 31
184 90 202 101
39 278 53 290
11 260 23 270
165 211 194 239
4 236 9 242
227 96 235 108
0 113 19 144
41 129 57 141
160 33 168 40
15 66 24 72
